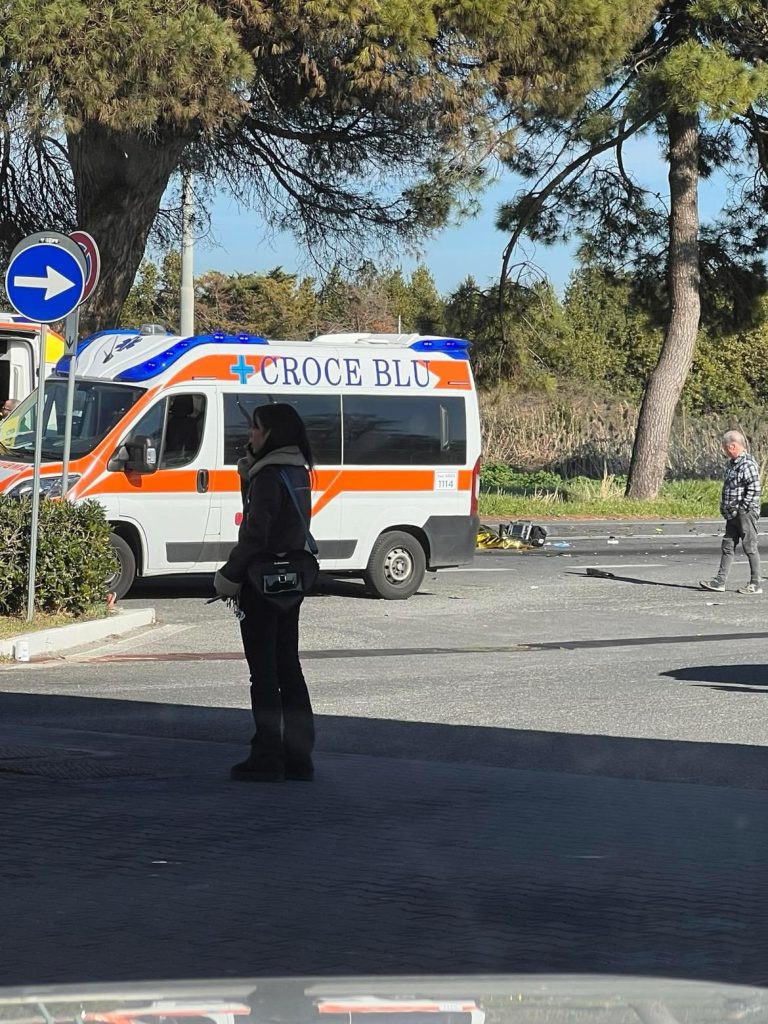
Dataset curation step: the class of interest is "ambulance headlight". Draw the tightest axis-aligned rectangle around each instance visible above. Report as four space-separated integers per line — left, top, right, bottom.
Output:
7 475 81 499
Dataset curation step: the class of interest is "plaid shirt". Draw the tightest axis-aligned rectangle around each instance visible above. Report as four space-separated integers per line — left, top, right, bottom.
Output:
721 451 761 519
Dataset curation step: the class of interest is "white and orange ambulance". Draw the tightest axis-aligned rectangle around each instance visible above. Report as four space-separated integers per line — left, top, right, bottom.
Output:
0 330 481 598
0 313 65 406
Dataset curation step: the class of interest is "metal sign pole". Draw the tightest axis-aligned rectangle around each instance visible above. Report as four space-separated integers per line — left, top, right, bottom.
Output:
26 325 47 622
61 308 79 497
180 169 195 336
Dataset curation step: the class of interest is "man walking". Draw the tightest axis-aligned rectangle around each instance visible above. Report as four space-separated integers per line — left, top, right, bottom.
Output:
700 430 762 595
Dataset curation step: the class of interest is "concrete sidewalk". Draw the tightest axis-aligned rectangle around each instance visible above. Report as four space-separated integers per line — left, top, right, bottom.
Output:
1 710 767 988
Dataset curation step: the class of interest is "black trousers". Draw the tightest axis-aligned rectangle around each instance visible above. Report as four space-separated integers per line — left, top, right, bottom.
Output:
238 586 315 771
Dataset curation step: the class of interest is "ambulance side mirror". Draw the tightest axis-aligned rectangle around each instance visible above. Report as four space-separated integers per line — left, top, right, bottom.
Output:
109 435 158 474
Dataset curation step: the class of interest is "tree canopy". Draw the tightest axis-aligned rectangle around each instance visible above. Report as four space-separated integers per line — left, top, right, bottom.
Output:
492 0 768 496
0 0 657 329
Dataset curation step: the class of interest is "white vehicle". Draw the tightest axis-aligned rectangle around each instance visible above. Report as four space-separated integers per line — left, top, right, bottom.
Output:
0 329 481 599
81 1001 252 1024
315 996 485 1024
0 313 65 406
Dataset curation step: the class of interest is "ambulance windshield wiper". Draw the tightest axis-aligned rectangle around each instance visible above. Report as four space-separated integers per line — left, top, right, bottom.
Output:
0 445 33 460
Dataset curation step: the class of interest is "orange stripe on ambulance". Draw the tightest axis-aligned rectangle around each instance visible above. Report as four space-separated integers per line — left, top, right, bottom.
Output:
0 330 481 599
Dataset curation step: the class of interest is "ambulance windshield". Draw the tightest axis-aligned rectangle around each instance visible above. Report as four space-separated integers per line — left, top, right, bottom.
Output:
0 379 145 461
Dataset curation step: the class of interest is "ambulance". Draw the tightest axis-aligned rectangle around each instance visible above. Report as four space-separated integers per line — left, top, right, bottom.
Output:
0 313 65 406
0 329 481 599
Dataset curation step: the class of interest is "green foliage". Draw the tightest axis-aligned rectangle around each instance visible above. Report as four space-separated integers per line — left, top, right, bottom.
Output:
119 252 181 331
559 264 768 415
194 267 320 339
119 252 768 424
0 0 660 325
444 276 571 388
384 266 445 334
121 261 446 340
481 462 564 494
0 498 115 616
561 267 661 392
650 39 768 120
2 0 251 133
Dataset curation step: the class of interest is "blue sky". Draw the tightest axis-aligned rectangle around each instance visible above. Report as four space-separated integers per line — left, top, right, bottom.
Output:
193 132 732 298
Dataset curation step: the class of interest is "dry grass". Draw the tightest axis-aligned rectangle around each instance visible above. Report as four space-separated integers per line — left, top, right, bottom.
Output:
480 387 768 479
0 606 108 640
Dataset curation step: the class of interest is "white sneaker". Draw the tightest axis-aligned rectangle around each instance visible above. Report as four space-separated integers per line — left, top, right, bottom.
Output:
737 583 763 595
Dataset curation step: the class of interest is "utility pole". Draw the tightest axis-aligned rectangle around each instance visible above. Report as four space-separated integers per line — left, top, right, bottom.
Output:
180 169 195 336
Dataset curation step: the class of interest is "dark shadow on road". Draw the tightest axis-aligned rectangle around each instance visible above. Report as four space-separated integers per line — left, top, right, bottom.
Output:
567 571 705 592
662 663 768 693
127 573 215 600
1 690 768 987
125 572 395 602
0 690 766 789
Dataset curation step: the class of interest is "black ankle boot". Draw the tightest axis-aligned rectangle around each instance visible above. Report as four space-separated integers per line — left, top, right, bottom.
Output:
230 757 284 782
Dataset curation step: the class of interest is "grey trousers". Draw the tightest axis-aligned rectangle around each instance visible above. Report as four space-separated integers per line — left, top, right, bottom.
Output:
715 513 761 585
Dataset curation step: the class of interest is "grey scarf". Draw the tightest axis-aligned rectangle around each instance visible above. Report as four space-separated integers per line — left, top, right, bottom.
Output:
237 445 307 483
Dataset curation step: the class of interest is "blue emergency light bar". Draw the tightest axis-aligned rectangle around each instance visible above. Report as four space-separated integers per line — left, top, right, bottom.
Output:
115 333 268 383
408 338 471 359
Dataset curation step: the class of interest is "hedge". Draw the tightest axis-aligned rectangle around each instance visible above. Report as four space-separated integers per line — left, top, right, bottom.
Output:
0 497 116 616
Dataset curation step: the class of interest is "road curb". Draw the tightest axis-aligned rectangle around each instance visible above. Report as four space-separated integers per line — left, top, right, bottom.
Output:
0 607 156 662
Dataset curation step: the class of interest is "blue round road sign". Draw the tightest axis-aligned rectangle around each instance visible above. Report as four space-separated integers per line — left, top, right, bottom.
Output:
5 242 86 323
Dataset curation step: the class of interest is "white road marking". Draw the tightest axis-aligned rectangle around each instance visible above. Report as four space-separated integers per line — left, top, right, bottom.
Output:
441 567 532 573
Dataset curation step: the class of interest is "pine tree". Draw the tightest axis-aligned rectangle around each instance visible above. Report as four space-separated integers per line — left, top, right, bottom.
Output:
1 0 658 331
497 0 768 497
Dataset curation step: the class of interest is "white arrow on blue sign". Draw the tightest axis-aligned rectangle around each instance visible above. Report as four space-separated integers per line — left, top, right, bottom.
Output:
5 239 86 323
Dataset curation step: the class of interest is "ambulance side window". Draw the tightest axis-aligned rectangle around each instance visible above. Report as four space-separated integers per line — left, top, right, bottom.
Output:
121 401 167 457
223 393 341 466
273 395 341 465
343 395 466 465
161 394 206 468
120 395 206 469
223 393 268 464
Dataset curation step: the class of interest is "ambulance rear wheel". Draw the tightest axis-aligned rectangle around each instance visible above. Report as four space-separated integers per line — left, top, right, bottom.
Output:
364 531 426 599
106 533 136 601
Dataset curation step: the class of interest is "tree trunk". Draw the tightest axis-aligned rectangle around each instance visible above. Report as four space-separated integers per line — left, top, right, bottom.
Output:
625 108 701 499
68 123 191 335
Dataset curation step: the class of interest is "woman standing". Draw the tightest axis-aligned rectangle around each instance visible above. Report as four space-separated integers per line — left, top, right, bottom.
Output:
214 403 316 782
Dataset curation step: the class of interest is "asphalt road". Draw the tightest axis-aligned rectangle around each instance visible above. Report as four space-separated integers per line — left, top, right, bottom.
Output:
5 521 768 761
4 521 768 986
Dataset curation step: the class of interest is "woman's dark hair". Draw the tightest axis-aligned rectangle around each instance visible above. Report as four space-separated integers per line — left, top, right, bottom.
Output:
253 403 314 469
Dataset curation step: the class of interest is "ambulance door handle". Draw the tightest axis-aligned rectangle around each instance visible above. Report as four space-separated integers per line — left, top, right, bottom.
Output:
197 469 209 493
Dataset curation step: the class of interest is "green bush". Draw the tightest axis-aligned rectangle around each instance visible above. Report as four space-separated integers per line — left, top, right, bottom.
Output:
0 498 116 616
481 462 564 494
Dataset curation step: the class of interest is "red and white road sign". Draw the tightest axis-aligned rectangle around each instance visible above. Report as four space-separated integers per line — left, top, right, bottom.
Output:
69 230 101 301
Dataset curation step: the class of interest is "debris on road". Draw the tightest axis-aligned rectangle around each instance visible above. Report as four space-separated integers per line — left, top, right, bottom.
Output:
477 521 548 550
586 568 616 579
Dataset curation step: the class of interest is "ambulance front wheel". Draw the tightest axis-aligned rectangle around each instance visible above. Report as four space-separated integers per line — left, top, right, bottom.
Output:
364 531 426 599
106 533 136 601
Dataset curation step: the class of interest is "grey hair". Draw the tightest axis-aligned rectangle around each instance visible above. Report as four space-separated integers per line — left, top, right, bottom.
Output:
723 430 747 447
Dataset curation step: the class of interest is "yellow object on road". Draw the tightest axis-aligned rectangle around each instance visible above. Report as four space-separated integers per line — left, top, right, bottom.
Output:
476 525 533 550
